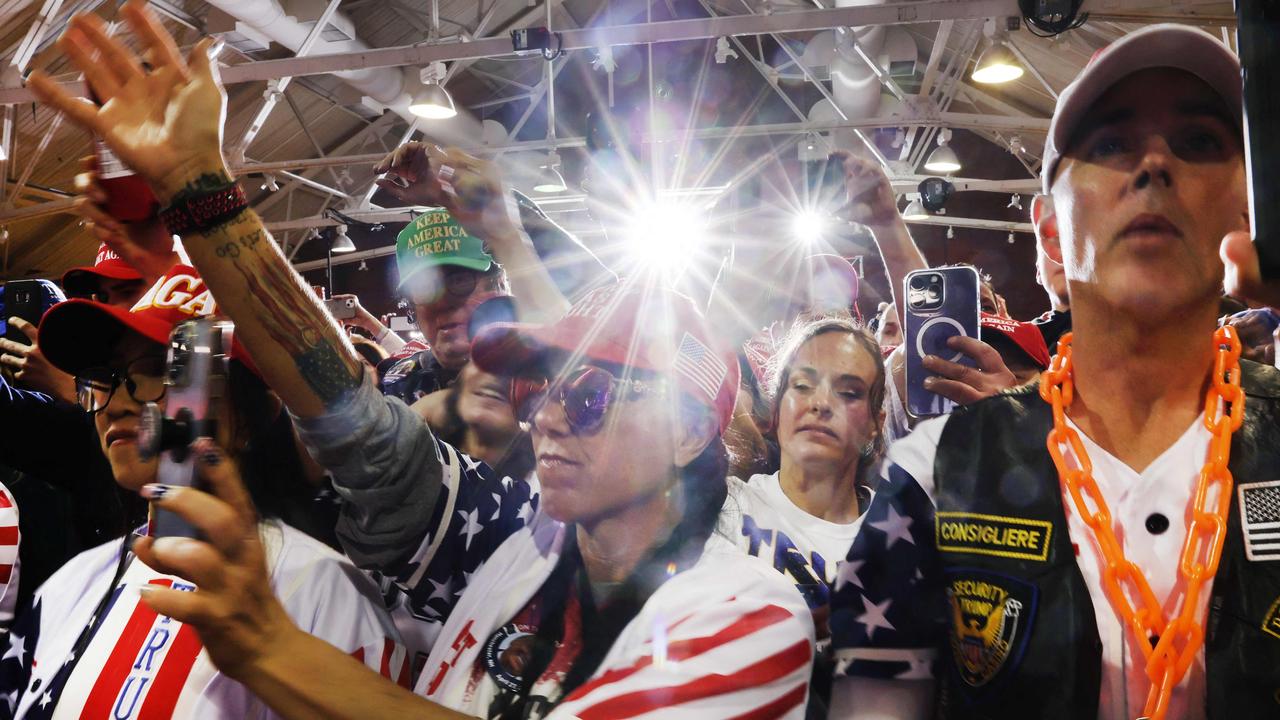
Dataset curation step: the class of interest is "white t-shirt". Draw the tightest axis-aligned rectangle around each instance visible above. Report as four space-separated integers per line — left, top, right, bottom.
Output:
721 473 864 606
856 415 1211 720
4 521 407 720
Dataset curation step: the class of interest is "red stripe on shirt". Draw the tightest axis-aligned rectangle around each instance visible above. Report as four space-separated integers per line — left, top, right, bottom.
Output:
0 491 13 508
136 624 204 718
0 564 12 584
728 681 807 720
564 603 794 703
0 526 19 545
351 647 364 663
574 639 812 719
379 639 395 679
80 579 172 718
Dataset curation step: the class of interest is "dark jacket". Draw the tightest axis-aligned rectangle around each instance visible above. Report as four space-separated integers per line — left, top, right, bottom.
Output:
931 360 1280 719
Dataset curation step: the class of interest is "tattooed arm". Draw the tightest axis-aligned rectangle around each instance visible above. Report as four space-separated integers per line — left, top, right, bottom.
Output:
29 3 358 418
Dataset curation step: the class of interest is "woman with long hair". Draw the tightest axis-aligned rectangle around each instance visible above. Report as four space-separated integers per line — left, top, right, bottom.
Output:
720 316 886 716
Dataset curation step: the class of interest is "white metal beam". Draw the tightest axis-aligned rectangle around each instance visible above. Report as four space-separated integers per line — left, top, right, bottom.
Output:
0 0 1025 104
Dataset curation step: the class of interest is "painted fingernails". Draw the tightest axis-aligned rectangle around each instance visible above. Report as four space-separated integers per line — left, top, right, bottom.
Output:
193 438 222 466
141 483 173 501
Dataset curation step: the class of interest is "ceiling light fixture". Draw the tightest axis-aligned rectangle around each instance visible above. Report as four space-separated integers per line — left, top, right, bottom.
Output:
972 41 1024 84
410 62 456 119
330 225 356 253
534 151 567 193
902 198 930 221
924 128 962 174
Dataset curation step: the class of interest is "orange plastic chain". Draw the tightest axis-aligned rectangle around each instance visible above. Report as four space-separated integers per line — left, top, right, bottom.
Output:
1039 326 1243 720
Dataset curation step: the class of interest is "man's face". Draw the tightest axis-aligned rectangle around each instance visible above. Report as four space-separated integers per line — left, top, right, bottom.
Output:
89 277 147 309
1035 246 1068 310
408 266 497 371
1050 68 1246 318
875 304 902 348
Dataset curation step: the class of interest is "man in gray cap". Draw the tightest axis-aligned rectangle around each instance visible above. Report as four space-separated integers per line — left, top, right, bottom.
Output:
829 24 1280 720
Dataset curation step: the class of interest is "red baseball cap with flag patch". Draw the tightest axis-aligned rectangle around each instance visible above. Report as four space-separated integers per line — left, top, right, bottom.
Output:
471 281 739 432
60 243 144 299
979 313 1050 370
40 264 225 376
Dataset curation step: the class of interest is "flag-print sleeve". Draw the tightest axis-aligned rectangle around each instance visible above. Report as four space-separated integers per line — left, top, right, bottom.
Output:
550 559 816 720
292 375 537 627
830 417 947 682
0 483 19 630
0 595 39 719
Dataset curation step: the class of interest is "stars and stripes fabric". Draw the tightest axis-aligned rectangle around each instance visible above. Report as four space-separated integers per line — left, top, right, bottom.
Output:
376 440 538 645
829 419 947 682
1239 480 1280 561
1 521 406 720
0 482 20 629
675 332 729 403
420 510 816 719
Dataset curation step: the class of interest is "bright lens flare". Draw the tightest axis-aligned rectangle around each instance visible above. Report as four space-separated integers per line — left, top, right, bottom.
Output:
791 212 827 243
624 199 707 279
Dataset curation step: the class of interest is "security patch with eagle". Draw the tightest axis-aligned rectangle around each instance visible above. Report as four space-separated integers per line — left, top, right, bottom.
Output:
944 568 1037 690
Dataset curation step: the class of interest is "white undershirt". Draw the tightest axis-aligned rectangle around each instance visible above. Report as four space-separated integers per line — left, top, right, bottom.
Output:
1063 416 1212 720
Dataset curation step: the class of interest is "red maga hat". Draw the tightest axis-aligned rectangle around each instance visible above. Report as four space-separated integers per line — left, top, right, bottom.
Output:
471 281 739 433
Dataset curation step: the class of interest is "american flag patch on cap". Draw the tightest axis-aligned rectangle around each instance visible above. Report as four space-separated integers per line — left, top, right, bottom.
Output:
674 332 728 401
1239 480 1280 561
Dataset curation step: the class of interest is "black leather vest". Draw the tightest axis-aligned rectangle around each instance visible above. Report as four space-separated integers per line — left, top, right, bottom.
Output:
930 360 1280 719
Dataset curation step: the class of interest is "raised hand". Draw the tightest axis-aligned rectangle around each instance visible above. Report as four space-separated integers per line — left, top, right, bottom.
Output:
26 0 228 203
922 335 1020 405
374 142 519 242
133 439 297 682
0 317 77 403
832 150 901 229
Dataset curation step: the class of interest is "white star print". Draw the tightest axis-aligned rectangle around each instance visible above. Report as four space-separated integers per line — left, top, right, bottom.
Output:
458 509 483 550
38 691 51 710
838 559 865 591
869 506 914 549
856 594 895 640
427 577 454 603
463 454 484 473
490 493 502 522
2 632 23 665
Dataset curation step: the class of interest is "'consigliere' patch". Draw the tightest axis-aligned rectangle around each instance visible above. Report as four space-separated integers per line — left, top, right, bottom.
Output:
936 512 1053 562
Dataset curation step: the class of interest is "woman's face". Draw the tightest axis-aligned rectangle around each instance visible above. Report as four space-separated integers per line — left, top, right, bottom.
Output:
524 365 686 525
777 332 881 474
93 331 234 492
93 332 166 491
456 363 518 442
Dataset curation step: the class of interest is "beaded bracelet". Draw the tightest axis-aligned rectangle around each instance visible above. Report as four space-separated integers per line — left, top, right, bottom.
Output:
160 179 249 237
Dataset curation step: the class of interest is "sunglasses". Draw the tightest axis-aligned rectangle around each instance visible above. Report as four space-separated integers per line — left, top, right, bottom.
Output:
511 366 665 435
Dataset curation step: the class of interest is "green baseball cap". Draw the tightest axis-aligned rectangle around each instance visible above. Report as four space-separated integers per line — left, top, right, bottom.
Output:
395 208 494 289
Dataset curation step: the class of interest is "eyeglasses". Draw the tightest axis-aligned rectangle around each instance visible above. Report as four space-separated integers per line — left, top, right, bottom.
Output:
511 366 665 435
406 268 481 307
75 356 168 414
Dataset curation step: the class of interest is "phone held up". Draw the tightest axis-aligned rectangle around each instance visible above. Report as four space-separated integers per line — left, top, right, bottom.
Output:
0 279 65 345
903 266 980 418
137 318 232 539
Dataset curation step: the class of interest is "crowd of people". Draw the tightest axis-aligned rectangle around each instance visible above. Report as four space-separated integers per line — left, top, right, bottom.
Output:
0 3 1278 718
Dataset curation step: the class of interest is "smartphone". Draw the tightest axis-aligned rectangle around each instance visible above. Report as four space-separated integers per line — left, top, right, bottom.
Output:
1237 0 1280 279
139 318 231 539
903 266 980 418
324 297 357 320
0 279 66 345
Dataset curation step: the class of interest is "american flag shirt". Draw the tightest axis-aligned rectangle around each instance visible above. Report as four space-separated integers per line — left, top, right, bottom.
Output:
0 521 406 720
294 376 538 653
0 482 19 631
